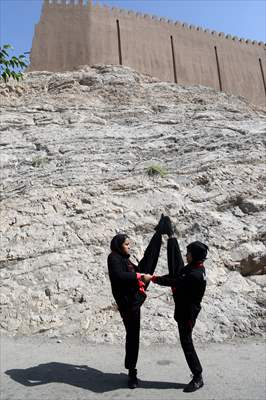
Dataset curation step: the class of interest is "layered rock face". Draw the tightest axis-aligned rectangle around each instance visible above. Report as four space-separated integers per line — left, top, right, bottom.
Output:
0 65 265 343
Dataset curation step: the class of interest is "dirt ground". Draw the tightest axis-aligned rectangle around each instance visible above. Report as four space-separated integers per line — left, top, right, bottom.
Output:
1 335 265 400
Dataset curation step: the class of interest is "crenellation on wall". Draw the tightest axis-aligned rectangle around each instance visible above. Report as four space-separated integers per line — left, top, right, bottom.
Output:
103 4 111 14
127 10 136 16
119 8 130 15
117 8 128 16
42 0 265 48
54 1 64 8
118 7 132 16
110 6 128 16
48 0 66 6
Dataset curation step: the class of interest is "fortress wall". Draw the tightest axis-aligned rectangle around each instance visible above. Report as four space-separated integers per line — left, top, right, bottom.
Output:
87 6 125 66
88 6 220 86
168 24 221 89
29 0 266 106
30 1 92 71
83 6 175 81
116 14 174 81
215 38 266 105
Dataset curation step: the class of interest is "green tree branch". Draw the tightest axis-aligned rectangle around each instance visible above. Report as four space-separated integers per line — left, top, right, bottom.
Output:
0 44 28 83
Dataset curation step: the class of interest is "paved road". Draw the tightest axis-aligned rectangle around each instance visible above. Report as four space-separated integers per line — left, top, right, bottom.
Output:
1 335 265 400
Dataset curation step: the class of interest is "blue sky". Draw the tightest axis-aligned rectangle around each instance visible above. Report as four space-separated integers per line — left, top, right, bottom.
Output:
0 0 265 61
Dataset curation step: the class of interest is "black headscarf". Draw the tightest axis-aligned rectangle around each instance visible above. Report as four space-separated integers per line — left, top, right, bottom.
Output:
187 241 208 262
110 233 129 255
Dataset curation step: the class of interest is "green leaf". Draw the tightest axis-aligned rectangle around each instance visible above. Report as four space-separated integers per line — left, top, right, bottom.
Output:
0 50 9 57
2 71 8 82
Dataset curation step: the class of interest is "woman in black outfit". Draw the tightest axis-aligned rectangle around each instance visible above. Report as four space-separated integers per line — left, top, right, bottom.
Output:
145 216 208 393
107 216 167 388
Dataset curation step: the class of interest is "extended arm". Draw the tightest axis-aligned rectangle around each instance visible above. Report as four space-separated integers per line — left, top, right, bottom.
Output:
152 273 176 287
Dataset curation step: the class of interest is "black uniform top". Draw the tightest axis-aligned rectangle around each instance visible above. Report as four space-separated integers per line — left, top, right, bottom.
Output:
107 251 146 312
153 263 206 322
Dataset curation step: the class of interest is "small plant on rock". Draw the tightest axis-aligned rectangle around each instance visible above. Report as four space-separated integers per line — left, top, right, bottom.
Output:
31 156 48 168
146 164 168 178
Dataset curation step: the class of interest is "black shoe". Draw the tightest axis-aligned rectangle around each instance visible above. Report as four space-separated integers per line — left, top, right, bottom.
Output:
128 369 138 389
163 215 174 237
183 375 204 393
154 213 164 233
155 214 174 236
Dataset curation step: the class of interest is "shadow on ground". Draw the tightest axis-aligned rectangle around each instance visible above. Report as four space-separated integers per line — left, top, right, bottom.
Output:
5 362 186 392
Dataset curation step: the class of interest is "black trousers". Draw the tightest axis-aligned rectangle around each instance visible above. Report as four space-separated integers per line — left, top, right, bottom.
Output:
177 320 203 377
167 236 184 277
167 238 203 377
121 307 141 370
138 231 162 279
120 231 162 371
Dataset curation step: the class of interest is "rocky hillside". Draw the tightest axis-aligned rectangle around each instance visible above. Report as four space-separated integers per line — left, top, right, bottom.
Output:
0 65 265 343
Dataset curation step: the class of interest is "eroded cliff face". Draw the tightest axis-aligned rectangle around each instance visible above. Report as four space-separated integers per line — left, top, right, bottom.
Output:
0 65 265 343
